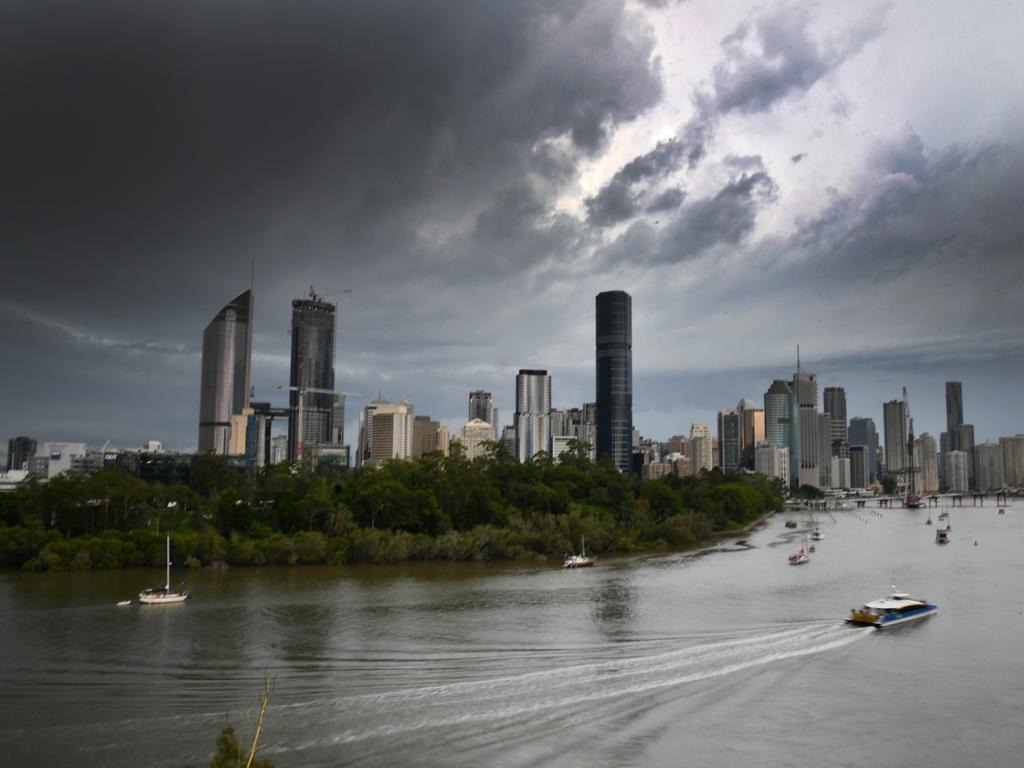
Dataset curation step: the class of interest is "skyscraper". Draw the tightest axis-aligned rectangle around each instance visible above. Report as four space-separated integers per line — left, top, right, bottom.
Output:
356 392 390 467
6 436 36 472
764 379 797 486
412 415 442 458
793 364 819 488
459 418 497 460
916 433 939 493
468 390 498 430
945 381 963 449
690 424 713 475
817 412 832 488
975 442 1004 491
957 424 976 490
198 290 253 454
370 399 414 462
823 386 848 457
514 369 551 463
288 291 336 462
595 290 633 474
717 409 741 472
848 417 878 482
737 398 765 469
882 399 908 479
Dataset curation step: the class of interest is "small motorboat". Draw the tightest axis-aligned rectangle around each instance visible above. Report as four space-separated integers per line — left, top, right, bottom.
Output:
846 587 937 628
810 528 825 541
935 527 950 544
785 520 798 529
998 508 1006 515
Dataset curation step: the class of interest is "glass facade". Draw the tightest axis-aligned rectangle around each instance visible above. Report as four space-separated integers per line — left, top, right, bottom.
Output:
198 290 253 454
289 294 336 462
595 291 632 474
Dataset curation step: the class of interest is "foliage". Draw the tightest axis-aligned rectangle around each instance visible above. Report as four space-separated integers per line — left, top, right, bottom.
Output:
880 475 898 494
0 452 783 569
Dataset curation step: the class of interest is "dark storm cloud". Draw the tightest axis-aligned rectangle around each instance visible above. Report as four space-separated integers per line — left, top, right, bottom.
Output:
596 168 777 266
790 152 807 164
0 0 663 447
585 140 686 225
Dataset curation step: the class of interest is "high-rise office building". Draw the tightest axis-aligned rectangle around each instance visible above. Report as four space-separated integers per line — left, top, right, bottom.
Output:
957 424 975 490
468 391 498 431
412 415 442 458
356 393 391 467
370 400 414 462
975 442 1004 492
331 394 346 445
817 412 832 488
792 366 819 488
6 436 36 472
514 369 551 463
717 409 741 472
882 399 909 479
754 442 789 484
849 445 870 489
1000 435 1024 488
288 291 336 462
690 424 713 475
848 417 878 483
595 290 633 474
823 386 848 457
945 381 964 449
198 290 253 454
764 379 797 486
737 399 764 469
915 433 938 493
459 418 497 460
944 450 968 492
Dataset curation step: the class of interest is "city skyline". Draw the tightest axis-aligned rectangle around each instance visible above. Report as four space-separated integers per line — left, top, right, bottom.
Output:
2 1 1022 451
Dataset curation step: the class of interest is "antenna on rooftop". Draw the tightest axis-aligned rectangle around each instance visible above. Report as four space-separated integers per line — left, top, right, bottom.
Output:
796 344 801 374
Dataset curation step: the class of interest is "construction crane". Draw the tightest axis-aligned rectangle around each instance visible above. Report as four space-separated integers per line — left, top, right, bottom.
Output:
903 386 922 508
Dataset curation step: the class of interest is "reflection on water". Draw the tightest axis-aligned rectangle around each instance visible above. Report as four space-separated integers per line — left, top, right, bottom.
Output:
2 502 1024 767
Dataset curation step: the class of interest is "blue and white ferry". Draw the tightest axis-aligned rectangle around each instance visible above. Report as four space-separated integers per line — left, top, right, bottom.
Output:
846 589 937 628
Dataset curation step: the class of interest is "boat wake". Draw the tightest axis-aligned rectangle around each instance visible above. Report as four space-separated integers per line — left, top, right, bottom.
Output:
282 622 871 752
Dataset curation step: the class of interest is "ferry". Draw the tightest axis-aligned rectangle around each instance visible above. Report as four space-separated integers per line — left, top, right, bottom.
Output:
847 589 937 628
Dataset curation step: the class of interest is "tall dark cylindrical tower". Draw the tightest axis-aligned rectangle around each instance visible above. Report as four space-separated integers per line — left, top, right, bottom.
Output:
288 291 336 462
595 290 632 474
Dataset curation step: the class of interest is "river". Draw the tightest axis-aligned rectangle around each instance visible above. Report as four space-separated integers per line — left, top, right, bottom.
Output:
1 500 1022 767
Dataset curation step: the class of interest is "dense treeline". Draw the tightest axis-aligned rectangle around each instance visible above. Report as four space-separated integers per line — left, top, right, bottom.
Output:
0 443 783 571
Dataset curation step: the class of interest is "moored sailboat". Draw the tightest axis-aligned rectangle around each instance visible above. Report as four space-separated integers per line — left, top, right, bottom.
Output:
563 536 595 568
139 536 190 604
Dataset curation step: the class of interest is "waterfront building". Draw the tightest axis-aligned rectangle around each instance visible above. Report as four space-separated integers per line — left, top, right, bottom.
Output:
595 290 633 474
468 391 498 432
849 445 870 489
999 435 1024 488
823 386 848 457
514 369 551 463
944 450 968 493
946 381 964 449
737 399 765 469
830 456 850 489
882 399 909 480
369 399 414 462
288 291 336 462
356 393 391 467
459 418 496 461
764 379 798 485
717 409 741 472
34 442 88 480
412 415 442 458
817 412 832 488
975 442 1004 492
792 366 819 488
6 436 37 472
690 424 713 475
754 441 789 485
915 433 939 493
848 417 878 482
957 424 976 490
198 290 253 455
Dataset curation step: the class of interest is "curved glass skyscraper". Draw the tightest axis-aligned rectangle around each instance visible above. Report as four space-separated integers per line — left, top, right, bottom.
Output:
288 292 336 462
198 290 253 454
595 290 632 474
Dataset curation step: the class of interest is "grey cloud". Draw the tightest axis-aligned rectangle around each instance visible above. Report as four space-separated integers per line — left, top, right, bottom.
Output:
585 139 686 225
711 2 889 115
791 152 807 164
644 187 686 214
597 169 777 267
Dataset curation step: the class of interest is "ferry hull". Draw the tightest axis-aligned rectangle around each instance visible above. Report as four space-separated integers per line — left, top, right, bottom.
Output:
847 604 937 628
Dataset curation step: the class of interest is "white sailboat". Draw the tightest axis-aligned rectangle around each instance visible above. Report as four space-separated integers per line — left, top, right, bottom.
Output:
139 536 190 604
563 536 595 568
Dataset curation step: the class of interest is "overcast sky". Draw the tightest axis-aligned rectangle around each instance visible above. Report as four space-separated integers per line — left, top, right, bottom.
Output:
2 0 1022 452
